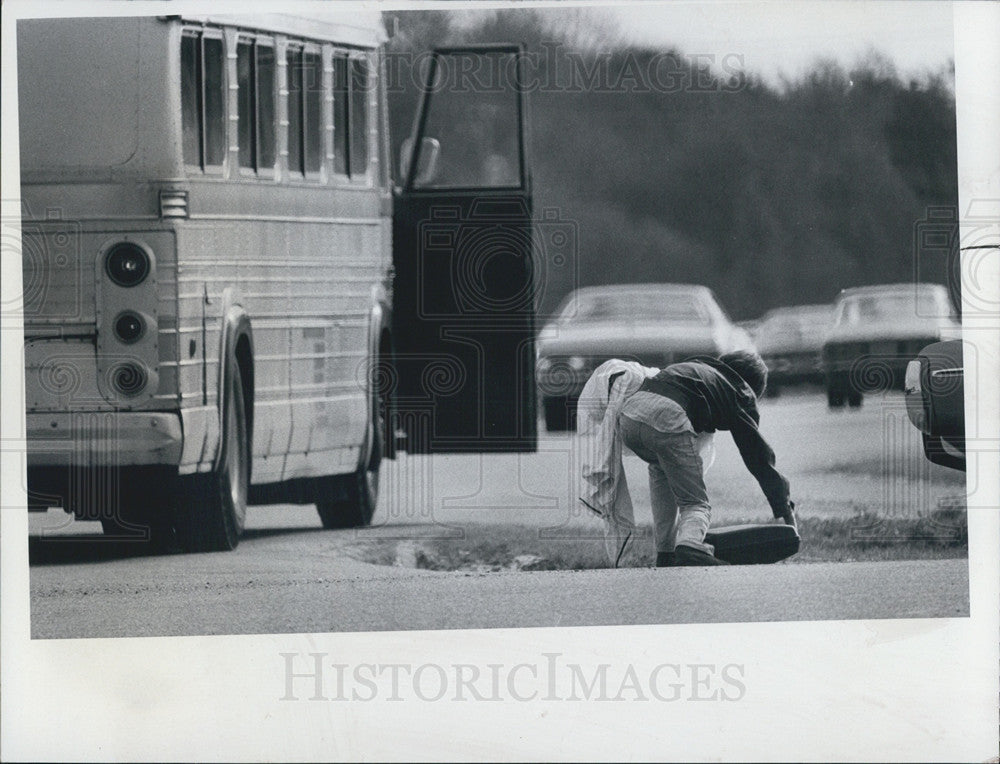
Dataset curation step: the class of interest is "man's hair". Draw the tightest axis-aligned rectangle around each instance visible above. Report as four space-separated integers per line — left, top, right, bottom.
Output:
720 350 768 398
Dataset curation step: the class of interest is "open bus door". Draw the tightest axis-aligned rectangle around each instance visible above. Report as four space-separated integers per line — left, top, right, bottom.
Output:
392 46 536 454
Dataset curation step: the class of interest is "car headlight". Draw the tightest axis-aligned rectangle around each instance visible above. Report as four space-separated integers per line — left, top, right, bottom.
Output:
537 357 552 373
568 355 586 371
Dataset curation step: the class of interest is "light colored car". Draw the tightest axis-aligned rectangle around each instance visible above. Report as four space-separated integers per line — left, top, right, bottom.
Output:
754 304 834 396
821 283 959 408
536 283 755 430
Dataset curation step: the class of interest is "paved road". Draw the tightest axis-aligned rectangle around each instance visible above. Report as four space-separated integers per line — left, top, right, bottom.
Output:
27 391 969 638
29 525 968 638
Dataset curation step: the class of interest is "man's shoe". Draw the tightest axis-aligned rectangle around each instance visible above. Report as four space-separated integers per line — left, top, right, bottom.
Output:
674 544 730 566
655 552 675 568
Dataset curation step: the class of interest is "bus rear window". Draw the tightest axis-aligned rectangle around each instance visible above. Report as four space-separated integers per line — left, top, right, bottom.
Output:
181 31 226 169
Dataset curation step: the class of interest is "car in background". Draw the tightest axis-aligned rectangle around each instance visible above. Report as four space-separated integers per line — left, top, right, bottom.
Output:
536 283 755 431
904 339 965 470
821 283 959 409
903 242 999 470
754 304 834 396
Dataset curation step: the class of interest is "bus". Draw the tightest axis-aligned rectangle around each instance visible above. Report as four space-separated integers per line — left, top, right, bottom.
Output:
16 13 537 551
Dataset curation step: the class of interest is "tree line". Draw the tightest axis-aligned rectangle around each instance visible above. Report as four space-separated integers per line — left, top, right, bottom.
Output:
386 10 958 320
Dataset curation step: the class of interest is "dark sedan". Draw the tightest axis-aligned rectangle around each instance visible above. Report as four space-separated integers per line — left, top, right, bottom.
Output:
905 339 965 470
536 284 755 430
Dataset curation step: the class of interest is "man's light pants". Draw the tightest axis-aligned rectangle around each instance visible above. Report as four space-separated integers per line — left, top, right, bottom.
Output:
619 414 716 554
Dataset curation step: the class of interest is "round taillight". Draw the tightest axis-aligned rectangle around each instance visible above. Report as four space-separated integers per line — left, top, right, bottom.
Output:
113 311 145 344
109 362 147 397
105 243 150 287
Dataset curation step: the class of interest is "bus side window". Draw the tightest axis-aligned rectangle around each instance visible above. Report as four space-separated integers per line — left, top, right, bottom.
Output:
181 30 226 170
303 51 323 174
236 38 276 173
333 53 348 176
286 46 303 175
349 56 369 178
286 44 323 177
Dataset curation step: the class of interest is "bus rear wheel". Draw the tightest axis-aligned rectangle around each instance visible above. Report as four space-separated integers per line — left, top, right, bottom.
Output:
98 467 175 549
316 387 383 529
174 362 249 552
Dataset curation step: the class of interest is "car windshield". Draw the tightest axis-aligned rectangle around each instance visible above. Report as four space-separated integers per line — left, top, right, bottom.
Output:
835 291 941 325
559 291 712 324
761 307 832 338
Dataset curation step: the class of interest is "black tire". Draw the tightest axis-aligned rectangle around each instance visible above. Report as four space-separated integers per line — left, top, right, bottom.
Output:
826 378 846 408
316 380 383 529
174 362 250 552
543 395 571 431
847 388 863 408
765 382 781 398
99 469 175 550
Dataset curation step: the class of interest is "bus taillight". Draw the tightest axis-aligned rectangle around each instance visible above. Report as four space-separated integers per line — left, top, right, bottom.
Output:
105 242 150 287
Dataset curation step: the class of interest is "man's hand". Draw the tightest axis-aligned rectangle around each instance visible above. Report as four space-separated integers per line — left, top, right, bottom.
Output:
775 501 797 528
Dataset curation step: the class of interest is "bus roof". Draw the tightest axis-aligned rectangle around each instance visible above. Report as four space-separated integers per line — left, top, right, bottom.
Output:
177 12 385 47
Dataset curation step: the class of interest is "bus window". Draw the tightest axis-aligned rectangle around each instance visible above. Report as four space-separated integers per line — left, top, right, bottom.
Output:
181 34 200 164
237 38 275 172
333 54 348 175
236 41 255 168
286 45 323 176
304 51 323 173
181 30 226 169
350 56 369 178
257 45 276 170
411 51 522 189
286 47 303 174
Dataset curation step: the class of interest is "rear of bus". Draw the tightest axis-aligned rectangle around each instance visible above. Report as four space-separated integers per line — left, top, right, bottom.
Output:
18 17 189 533
16 15 391 549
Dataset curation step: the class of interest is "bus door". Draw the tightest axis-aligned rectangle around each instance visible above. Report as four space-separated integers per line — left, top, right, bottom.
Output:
392 46 535 453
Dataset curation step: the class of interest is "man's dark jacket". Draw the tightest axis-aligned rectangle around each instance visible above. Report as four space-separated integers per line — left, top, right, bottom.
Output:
638 357 791 517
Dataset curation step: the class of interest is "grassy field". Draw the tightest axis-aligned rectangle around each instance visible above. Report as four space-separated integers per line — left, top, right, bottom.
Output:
349 506 968 572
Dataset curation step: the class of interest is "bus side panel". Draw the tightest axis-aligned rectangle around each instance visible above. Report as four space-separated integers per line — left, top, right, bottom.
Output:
174 221 290 484
283 213 381 480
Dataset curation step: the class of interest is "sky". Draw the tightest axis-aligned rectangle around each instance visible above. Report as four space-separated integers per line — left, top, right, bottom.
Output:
446 0 955 85
585 0 953 84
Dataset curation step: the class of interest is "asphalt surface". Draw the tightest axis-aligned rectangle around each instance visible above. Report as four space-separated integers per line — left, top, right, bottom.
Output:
29 530 968 638
27 390 970 639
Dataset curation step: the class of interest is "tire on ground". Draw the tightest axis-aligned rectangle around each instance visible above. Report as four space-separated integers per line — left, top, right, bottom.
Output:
174 360 250 552
316 372 383 529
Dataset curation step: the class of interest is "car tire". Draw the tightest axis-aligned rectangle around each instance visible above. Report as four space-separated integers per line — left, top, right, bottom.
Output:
847 388 863 408
826 377 846 408
765 382 781 398
543 395 575 432
316 379 383 529
174 361 250 553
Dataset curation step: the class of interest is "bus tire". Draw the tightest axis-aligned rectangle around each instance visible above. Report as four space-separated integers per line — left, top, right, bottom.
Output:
543 396 570 431
175 361 250 552
99 467 175 550
316 383 383 529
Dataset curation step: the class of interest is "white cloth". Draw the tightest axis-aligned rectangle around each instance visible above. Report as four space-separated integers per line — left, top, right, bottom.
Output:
576 360 716 566
575 360 659 566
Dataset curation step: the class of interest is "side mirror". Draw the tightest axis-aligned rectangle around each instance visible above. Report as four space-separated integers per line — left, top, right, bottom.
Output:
399 136 441 188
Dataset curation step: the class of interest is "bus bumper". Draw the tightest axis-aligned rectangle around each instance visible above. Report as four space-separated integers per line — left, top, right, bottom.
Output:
25 411 183 468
